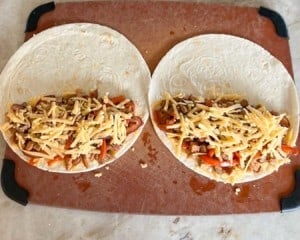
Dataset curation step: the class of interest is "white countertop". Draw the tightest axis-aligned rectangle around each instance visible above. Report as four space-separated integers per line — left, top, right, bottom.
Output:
1 0 300 239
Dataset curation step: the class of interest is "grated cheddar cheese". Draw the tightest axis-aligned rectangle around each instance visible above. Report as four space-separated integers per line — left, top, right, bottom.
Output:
153 92 296 177
1 90 143 170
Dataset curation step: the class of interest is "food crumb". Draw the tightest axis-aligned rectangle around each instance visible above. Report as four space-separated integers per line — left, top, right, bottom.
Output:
173 217 180 224
179 232 193 240
145 50 149 54
139 160 148 169
218 225 234 240
105 166 110 170
234 187 241 195
131 147 135 152
94 172 102 178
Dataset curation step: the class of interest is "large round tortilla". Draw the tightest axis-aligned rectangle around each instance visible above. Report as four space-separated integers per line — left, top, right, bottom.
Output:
0 23 151 173
149 34 299 184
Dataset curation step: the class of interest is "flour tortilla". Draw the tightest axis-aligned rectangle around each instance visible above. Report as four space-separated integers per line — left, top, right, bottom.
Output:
0 23 150 173
149 34 299 184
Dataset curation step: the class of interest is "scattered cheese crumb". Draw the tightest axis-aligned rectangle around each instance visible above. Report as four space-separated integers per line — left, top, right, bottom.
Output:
105 166 110 170
94 172 102 177
139 161 148 169
234 187 241 195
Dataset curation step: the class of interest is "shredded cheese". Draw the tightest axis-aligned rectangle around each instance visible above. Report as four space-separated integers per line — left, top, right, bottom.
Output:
2 90 142 170
154 92 292 180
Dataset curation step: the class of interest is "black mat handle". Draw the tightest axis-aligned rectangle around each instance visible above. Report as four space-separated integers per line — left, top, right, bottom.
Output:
258 6 288 38
280 169 300 212
1 159 29 205
25 1 55 32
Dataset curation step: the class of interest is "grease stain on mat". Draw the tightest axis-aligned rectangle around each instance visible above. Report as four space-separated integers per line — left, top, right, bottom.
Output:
142 132 150 146
52 175 59 180
236 185 250 203
72 173 84 181
142 132 158 163
72 174 91 192
76 181 91 192
189 176 216 195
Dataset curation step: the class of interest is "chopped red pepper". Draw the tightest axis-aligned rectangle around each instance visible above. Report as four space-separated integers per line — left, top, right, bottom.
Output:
65 136 73 150
281 144 299 156
110 95 125 105
199 155 221 166
200 154 239 167
99 139 107 162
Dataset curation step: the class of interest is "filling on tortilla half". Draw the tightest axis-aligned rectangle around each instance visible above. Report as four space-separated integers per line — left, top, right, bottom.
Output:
1 89 143 170
152 92 298 183
0 23 151 173
148 34 299 184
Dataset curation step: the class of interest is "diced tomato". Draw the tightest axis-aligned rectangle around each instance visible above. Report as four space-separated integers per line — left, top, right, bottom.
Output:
200 155 239 167
208 148 215 158
65 136 73 150
153 110 165 130
109 96 135 112
166 117 176 125
153 110 176 130
28 158 39 166
281 144 299 156
253 151 262 160
126 116 143 134
48 155 63 166
181 140 190 150
99 139 107 162
204 99 213 107
231 158 239 166
124 100 135 113
110 95 126 105
233 151 241 161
